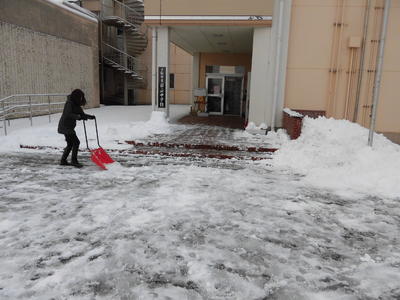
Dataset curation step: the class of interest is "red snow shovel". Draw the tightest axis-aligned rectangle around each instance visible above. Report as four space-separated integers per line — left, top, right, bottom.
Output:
83 117 115 170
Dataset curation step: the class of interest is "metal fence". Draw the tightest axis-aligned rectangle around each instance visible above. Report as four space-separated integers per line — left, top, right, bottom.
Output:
0 93 68 136
102 0 144 27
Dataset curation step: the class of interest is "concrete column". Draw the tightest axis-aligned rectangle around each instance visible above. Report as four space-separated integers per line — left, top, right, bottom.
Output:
248 27 272 127
151 26 170 117
123 29 128 105
248 0 292 129
151 27 157 110
192 52 200 108
272 0 293 128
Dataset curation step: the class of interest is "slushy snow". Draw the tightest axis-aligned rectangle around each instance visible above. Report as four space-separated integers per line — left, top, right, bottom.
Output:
1 106 400 299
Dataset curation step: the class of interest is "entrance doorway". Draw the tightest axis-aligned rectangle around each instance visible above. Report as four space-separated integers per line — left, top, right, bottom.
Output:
206 74 243 116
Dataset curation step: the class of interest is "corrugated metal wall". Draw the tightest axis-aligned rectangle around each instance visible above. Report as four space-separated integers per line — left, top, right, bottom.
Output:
0 21 96 106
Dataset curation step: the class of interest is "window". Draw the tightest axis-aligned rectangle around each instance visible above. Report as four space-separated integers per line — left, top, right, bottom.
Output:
169 73 175 89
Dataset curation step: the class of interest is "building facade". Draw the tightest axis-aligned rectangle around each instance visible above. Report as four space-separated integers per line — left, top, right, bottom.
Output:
135 38 193 105
144 0 400 142
0 0 99 107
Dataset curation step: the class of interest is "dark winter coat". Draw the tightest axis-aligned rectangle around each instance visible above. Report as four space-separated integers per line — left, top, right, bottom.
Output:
57 98 86 135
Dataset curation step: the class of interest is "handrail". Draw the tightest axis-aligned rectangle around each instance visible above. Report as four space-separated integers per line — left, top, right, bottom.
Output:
102 0 144 22
102 42 147 74
0 93 68 103
103 42 140 65
114 0 143 20
0 93 68 136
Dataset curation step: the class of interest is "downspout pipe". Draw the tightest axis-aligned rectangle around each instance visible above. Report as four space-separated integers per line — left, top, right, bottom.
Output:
368 0 391 146
271 0 284 131
353 0 371 122
151 27 157 111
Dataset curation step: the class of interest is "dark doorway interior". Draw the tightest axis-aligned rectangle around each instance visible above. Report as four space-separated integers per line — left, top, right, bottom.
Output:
223 76 242 115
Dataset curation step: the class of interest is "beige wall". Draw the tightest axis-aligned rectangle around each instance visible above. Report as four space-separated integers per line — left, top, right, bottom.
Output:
285 0 400 134
0 0 99 107
135 32 193 105
169 44 193 104
144 0 274 17
82 0 101 12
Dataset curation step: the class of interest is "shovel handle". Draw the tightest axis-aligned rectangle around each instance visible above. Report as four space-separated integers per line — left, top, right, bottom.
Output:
93 117 101 148
83 119 89 150
82 117 100 150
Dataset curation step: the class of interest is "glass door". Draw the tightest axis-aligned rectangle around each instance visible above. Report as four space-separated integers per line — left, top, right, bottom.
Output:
223 76 243 115
206 76 224 115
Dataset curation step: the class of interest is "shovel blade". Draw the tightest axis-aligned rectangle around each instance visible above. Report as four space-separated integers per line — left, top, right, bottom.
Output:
90 147 114 170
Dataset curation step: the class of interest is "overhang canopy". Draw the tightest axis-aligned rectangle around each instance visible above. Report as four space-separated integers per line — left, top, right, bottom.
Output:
144 0 274 18
169 25 255 54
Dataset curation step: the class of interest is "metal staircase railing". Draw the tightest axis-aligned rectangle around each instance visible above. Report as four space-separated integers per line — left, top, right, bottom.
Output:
100 0 148 88
102 0 144 28
0 93 68 136
102 42 146 79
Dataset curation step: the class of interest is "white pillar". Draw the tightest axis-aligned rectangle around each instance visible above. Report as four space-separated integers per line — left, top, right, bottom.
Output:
151 26 170 117
248 27 272 127
273 0 293 128
192 52 200 108
248 0 292 129
151 27 157 110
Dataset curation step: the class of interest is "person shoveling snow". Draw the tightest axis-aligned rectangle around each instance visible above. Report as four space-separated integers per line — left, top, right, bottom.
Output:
82 117 115 170
57 89 96 168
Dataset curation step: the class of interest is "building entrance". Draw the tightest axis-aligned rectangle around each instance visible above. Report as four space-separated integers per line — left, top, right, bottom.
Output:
206 74 243 116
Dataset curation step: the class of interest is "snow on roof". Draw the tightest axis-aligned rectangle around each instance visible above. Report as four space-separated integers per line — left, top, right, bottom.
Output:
44 0 98 23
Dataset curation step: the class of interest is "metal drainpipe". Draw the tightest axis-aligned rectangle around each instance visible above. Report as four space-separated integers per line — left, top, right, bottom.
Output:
353 0 371 122
368 0 391 146
151 27 158 111
271 0 284 131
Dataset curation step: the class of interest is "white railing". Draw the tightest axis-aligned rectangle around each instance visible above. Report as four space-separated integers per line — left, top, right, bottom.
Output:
0 93 68 136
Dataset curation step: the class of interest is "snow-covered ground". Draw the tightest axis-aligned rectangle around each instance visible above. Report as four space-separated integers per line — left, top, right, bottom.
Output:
0 105 191 152
1 105 399 299
1 151 400 299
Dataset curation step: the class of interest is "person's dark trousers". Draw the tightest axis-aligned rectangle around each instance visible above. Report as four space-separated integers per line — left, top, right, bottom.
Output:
61 133 80 163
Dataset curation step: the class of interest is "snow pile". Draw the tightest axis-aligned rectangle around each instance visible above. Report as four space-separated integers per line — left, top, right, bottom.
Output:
147 111 170 129
246 122 268 130
235 128 289 148
245 122 268 135
102 110 172 143
272 117 400 198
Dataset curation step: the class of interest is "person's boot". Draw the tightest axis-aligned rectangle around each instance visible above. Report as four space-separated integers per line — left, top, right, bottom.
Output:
60 160 70 166
70 145 82 168
70 160 83 168
60 147 71 166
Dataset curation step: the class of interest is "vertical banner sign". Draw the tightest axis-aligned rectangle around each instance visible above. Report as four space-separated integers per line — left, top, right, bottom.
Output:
158 67 166 108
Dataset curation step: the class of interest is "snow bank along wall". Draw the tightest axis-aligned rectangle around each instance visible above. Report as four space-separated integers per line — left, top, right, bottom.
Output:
0 0 99 108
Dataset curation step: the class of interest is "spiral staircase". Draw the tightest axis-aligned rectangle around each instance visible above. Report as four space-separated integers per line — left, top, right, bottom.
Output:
101 0 148 95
